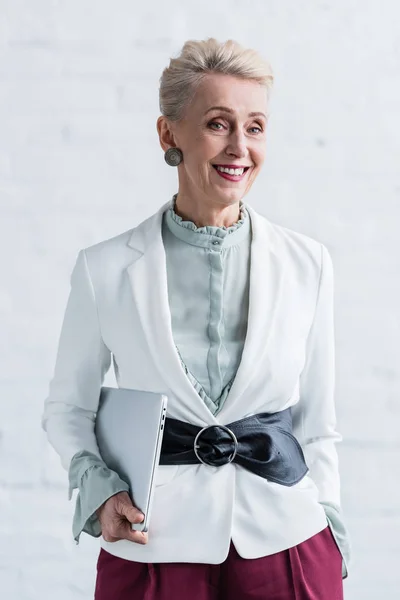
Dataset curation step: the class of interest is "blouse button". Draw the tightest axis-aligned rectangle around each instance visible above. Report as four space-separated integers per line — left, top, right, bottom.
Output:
213 241 220 245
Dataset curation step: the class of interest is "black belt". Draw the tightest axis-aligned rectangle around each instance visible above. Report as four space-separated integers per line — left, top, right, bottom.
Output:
159 407 309 486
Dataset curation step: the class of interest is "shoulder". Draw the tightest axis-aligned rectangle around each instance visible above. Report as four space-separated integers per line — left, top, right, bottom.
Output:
82 202 166 267
76 203 165 285
276 221 327 266
247 207 334 293
79 227 134 279
83 227 135 260
252 208 329 274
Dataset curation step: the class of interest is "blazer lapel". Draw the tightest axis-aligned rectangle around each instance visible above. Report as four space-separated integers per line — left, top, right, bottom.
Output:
218 206 286 422
126 200 286 425
126 201 220 425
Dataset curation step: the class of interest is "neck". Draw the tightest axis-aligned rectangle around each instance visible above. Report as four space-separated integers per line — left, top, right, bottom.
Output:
173 193 242 228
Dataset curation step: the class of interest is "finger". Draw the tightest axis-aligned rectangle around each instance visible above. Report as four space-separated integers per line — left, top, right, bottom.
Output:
121 520 148 544
118 502 145 525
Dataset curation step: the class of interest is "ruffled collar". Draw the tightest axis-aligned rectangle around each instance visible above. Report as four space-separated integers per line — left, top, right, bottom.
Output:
164 193 250 249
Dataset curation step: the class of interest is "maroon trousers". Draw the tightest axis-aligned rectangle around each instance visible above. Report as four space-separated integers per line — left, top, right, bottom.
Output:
95 525 343 600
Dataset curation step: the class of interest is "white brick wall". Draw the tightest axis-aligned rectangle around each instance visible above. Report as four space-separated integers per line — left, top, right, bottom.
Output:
1 1 399 598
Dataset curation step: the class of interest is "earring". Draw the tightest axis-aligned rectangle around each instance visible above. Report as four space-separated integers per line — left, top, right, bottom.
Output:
164 147 183 166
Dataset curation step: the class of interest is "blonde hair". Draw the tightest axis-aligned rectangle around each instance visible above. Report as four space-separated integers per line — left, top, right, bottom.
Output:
159 37 274 122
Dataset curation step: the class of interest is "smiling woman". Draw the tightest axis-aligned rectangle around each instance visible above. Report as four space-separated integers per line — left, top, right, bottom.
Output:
156 38 274 228
42 37 350 600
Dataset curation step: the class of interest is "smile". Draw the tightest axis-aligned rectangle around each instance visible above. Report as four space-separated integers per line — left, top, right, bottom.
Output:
212 165 251 181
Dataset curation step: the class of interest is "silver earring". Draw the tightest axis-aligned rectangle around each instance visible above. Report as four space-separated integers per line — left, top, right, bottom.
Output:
164 147 183 166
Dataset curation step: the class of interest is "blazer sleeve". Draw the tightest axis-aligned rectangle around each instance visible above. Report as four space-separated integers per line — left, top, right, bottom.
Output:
292 244 351 578
41 249 132 542
41 248 112 470
291 243 352 578
292 242 342 505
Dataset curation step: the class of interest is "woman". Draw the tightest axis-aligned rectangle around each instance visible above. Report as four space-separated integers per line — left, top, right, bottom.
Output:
42 38 351 599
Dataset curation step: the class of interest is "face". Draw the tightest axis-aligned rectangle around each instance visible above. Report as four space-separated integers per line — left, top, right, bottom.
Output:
158 73 269 207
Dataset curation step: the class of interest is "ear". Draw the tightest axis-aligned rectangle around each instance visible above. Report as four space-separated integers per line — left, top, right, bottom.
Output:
156 116 176 152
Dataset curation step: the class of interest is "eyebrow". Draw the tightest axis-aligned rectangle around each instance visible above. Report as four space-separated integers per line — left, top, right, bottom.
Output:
204 105 267 119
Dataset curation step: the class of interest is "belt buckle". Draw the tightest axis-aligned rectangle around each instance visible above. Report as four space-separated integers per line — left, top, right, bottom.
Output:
193 424 238 466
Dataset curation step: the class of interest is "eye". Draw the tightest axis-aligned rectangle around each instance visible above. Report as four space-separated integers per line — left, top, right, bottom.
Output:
208 120 263 134
208 121 225 130
249 126 263 134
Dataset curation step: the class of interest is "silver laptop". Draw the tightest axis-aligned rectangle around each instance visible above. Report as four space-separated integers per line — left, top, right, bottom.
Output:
95 386 168 532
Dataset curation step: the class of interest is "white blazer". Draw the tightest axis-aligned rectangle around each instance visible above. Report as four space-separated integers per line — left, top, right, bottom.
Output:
42 198 343 564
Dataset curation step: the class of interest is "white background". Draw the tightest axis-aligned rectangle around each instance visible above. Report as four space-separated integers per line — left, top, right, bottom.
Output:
1 1 399 598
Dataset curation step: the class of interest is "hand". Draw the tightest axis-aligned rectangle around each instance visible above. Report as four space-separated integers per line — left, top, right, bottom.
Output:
96 491 149 544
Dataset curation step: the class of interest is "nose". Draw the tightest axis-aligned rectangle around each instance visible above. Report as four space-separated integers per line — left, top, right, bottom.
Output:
225 129 248 159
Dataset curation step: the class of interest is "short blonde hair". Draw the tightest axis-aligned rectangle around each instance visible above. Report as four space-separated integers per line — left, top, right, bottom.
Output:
159 37 274 122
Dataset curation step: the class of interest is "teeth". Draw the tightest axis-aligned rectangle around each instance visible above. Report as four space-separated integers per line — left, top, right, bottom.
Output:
216 166 245 176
